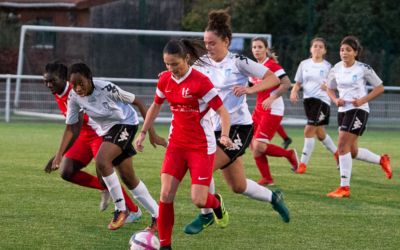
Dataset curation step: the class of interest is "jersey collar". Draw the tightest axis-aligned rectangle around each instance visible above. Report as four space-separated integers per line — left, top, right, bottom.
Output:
171 67 192 84
56 81 70 98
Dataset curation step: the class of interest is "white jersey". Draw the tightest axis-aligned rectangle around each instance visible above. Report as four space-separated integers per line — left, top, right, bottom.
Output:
66 79 139 136
294 58 331 104
327 61 382 113
194 52 268 130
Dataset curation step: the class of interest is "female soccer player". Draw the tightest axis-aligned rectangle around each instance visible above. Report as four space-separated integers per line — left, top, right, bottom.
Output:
244 36 298 186
135 39 233 250
183 9 291 235
43 62 142 224
326 36 392 198
52 63 166 229
290 37 338 174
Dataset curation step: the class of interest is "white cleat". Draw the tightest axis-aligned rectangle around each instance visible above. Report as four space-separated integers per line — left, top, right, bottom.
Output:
125 208 142 224
99 189 111 212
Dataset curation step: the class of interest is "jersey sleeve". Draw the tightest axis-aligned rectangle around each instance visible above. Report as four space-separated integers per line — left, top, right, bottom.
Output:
267 60 286 79
363 64 383 87
235 55 268 79
327 66 337 89
65 92 81 125
294 61 304 84
101 81 136 104
154 76 166 105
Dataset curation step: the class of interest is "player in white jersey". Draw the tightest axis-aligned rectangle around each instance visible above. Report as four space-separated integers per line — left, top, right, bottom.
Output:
325 36 392 198
183 9 290 235
290 37 338 174
136 39 233 250
52 63 167 230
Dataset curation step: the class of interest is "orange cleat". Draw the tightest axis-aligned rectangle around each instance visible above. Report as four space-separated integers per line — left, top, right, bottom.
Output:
257 178 275 186
288 149 299 172
380 154 392 179
334 151 340 169
108 209 129 230
327 186 350 198
296 163 307 174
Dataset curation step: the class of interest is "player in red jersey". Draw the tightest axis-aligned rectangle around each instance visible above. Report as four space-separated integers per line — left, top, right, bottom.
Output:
135 39 233 250
237 37 298 186
43 62 142 228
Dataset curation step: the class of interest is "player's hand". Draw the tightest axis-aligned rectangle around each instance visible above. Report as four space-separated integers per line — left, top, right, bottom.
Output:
320 82 328 91
290 92 298 104
51 154 62 171
262 96 275 110
44 156 56 173
135 132 146 152
335 98 345 107
219 135 233 148
351 98 364 107
232 86 248 97
149 134 168 148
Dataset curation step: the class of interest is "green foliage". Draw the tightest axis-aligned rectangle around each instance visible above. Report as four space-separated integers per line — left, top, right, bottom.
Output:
0 12 21 49
1 123 400 249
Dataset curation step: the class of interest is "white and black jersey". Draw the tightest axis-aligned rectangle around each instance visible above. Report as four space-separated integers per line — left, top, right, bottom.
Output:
327 61 382 113
66 80 139 136
194 52 268 131
294 58 331 105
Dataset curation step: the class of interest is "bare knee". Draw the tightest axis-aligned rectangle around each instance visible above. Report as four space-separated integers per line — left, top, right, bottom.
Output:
160 188 176 203
230 183 246 194
59 167 73 181
191 195 207 208
253 141 267 156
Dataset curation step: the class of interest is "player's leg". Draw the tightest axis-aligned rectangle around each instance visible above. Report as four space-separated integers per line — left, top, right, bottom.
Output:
276 124 292 149
297 124 317 174
316 126 339 169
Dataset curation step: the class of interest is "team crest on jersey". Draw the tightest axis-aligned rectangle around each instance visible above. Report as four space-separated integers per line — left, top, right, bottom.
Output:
224 68 232 77
352 75 357 83
182 88 192 98
102 102 110 110
319 69 325 77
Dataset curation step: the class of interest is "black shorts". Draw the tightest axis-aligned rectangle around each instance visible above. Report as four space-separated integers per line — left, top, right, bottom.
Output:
215 124 253 169
337 109 369 136
103 124 138 165
303 98 330 126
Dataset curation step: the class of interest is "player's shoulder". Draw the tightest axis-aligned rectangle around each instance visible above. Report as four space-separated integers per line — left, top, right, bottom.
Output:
191 68 209 80
157 70 171 82
322 59 332 68
265 57 282 69
355 61 373 71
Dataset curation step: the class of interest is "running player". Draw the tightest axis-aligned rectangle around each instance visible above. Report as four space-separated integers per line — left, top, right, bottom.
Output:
43 62 142 225
243 36 298 186
51 63 166 229
290 37 338 174
326 36 392 198
183 9 290 235
135 39 233 250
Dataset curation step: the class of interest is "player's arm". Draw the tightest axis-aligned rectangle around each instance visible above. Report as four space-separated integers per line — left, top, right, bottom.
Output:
233 70 280 96
132 97 167 149
352 84 384 107
134 102 163 152
261 75 290 110
208 96 233 147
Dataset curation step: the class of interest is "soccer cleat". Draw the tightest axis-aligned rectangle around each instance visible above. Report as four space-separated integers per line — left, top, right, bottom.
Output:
288 149 299 172
296 163 307 174
145 217 158 232
380 154 392 179
257 178 275 186
327 186 350 198
160 246 172 250
108 209 129 230
125 208 142 224
183 213 214 235
99 189 111 212
282 137 293 149
213 193 229 228
271 190 290 223
334 151 340 170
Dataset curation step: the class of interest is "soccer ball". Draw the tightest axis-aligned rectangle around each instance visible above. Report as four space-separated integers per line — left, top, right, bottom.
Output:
129 230 160 250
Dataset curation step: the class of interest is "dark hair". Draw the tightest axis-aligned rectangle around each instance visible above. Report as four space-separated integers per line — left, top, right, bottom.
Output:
251 36 278 62
206 9 232 45
44 62 67 80
68 63 93 81
163 39 207 65
340 36 362 59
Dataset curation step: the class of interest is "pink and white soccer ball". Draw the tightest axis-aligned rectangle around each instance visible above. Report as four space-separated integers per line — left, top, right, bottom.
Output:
129 230 160 250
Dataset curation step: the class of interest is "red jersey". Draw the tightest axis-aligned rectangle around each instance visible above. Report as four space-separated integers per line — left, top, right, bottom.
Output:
249 58 286 113
54 83 98 136
154 68 222 154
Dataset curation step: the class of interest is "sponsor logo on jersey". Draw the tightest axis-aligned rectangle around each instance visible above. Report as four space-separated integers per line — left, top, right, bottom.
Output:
182 88 192 98
352 117 363 130
118 128 129 142
101 84 119 94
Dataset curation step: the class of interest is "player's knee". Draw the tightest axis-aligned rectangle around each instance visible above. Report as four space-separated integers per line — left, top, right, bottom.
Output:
160 190 175 203
254 141 267 154
230 184 246 194
191 196 207 208
59 168 73 181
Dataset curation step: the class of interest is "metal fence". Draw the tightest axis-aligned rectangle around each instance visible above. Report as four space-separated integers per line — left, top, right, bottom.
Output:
1 74 400 129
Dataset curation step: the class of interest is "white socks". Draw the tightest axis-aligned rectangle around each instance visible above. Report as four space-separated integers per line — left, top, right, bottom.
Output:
339 152 352 187
242 179 272 202
102 172 126 211
355 148 380 164
321 134 337 154
301 137 315 164
201 178 215 215
131 181 159 218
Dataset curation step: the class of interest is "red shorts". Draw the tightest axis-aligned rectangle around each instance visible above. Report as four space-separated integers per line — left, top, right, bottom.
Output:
64 132 102 166
161 146 215 186
252 110 283 143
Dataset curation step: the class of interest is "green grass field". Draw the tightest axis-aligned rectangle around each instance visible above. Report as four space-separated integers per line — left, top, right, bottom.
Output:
0 123 399 250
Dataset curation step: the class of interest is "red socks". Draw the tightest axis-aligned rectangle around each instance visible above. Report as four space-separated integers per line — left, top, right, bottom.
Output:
158 201 174 246
276 125 288 140
204 193 220 209
70 171 103 189
254 155 273 181
265 144 289 157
